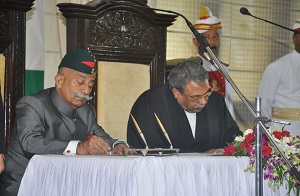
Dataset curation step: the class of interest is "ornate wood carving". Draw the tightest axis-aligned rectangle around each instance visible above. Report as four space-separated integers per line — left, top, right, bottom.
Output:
89 11 156 51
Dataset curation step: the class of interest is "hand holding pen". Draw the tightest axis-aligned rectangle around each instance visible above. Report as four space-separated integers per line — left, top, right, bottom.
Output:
76 131 111 155
91 131 135 155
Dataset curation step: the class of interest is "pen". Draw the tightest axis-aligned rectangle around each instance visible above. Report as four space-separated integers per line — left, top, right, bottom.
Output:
93 130 99 137
130 113 149 149
93 131 112 154
154 113 173 149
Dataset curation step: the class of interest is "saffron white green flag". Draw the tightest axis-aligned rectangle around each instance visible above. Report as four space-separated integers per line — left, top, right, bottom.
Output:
25 1 45 96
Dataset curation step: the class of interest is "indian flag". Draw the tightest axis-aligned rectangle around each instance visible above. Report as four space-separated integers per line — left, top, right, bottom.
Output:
25 1 45 96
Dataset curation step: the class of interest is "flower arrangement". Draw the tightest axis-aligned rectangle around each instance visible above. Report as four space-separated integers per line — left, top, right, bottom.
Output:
224 127 300 195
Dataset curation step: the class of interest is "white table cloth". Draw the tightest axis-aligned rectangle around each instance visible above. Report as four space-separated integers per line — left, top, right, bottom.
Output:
18 154 295 196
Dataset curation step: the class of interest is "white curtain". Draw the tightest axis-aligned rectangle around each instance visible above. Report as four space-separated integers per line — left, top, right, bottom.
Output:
43 0 93 89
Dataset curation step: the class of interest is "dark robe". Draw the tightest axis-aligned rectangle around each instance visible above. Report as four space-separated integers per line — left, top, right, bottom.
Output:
127 83 242 153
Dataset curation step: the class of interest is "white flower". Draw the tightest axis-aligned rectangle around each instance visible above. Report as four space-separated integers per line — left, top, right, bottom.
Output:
274 137 281 143
244 129 253 136
234 135 244 142
282 136 290 144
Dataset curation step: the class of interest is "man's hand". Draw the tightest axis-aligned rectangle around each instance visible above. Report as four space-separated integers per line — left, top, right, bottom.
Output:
111 144 137 155
0 154 4 174
76 136 111 155
203 148 224 155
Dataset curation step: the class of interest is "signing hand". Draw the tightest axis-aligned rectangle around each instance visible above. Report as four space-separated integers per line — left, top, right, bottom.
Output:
203 148 224 155
76 135 111 155
111 144 137 155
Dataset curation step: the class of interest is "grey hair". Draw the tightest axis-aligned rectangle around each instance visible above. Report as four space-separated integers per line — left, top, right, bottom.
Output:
168 60 208 93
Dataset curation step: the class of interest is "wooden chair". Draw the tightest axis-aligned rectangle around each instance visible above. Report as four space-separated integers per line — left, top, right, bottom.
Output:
57 0 177 140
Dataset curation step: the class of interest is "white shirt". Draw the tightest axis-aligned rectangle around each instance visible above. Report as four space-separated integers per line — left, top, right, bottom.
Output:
185 111 196 138
258 50 300 137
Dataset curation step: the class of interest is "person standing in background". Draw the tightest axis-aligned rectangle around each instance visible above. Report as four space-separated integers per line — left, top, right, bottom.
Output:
192 4 235 119
258 18 300 137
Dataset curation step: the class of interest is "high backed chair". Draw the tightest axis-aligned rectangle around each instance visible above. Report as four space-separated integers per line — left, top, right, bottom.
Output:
0 0 35 151
57 0 177 140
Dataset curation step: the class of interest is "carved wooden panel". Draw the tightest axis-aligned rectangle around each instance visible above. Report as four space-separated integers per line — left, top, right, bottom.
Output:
86 11 158 64
89 11 157 51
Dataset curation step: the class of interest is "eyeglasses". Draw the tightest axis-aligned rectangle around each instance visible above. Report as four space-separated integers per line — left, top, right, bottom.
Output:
183 86 213 102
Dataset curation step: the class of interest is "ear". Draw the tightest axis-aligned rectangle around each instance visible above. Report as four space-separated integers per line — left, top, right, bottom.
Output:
55 74 64 89
172 88 180 99
192 38 200 47
292 34 296 43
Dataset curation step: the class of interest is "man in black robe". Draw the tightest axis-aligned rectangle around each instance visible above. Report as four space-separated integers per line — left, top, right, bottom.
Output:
127 60 242 153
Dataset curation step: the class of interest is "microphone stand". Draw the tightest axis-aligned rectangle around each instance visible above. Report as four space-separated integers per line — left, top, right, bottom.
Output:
197 26 300 196
111 1 300 194
182 10 300 192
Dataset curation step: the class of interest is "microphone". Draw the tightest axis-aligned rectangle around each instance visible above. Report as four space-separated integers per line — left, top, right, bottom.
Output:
240 7 251 16
109 1 213 64
240 7 297 33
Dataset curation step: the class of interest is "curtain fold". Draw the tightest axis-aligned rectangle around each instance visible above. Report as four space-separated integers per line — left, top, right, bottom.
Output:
25 1 45 95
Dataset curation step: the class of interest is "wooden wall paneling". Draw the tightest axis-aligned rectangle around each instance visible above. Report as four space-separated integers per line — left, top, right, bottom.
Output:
0 0 35 151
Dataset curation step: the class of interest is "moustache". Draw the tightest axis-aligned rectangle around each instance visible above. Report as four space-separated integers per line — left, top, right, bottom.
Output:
74 92 93 101
193 104 206 109
210 46 217 50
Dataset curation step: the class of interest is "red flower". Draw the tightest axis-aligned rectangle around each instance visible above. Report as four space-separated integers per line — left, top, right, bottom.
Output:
282 130 290 137
224 144 237 156
262 145 272 156
246 145 254 153
273 131 282 140
241 141 249 149
262 133 269 141
245 133 255 142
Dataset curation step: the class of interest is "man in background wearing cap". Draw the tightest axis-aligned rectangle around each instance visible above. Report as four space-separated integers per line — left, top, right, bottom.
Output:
127 60 242 154
192 4 235 119
258 18 300 137
0 49 131 195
